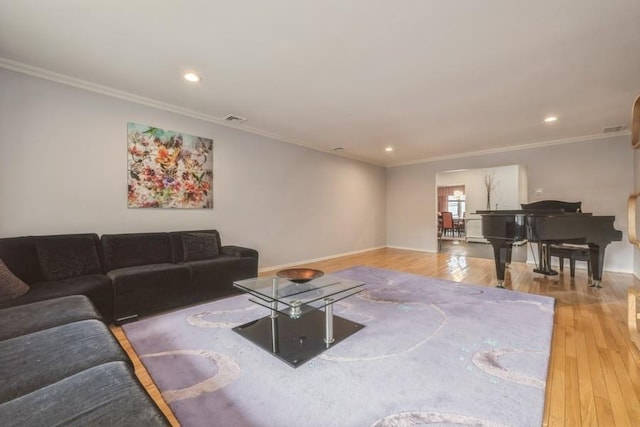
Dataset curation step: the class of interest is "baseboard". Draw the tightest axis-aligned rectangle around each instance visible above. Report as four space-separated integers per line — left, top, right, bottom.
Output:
259 246 386 273
523 259 633 274
466 237 489 243
385 245 439 254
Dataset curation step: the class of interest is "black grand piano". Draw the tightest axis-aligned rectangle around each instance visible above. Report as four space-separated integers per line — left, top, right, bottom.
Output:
478 200 622 288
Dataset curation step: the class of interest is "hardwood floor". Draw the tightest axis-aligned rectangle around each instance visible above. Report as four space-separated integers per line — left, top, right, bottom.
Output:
112 247 640 426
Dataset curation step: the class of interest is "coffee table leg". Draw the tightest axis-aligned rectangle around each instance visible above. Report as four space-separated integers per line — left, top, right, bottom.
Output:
270 277 278 318
270 316 279 353
324 297 335 347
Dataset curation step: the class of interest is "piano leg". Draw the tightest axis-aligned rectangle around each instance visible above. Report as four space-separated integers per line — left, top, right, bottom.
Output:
488 239 512 288
588 243 607 288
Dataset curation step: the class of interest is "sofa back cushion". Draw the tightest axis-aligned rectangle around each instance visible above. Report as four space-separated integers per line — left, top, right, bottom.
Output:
35 234 103 281
101 233 173 271
0 236 43 284
0 259 30 302
169 230 222 262
181 232 220 261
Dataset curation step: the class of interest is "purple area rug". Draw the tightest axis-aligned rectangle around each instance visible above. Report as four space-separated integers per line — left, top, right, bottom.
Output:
123 266 555 426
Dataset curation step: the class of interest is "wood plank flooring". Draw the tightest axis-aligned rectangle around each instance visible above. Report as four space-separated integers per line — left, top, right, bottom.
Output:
112 247 640 426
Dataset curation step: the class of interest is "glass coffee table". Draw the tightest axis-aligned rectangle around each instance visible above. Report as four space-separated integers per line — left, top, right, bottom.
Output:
232 274 365 368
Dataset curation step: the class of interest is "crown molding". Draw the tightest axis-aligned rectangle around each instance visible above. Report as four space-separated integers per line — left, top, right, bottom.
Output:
387 131 631 168
0 57 383 166
2 57 629 170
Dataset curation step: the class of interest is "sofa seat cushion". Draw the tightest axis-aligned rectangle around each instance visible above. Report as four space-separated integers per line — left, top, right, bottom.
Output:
0 295 102 341
0 259 29 302
0 319 129 403
0 361 170 427
185 255 259 302
0 274 114 323
109 263 191 321
35 235 102 281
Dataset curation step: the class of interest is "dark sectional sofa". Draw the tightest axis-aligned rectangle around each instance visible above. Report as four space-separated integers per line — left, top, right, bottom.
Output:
0 229 258 425
0 295 169 426
0 229 259 323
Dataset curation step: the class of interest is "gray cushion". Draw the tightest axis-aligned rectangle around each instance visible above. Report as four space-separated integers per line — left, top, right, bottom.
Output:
0 319 129 403
0 361 170 427
0 295 102 341
36 236 102 280
0 274 115 323
0 259 29 303
182 232 220 261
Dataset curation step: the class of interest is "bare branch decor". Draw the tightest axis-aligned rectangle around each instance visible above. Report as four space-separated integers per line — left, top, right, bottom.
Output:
483 170 498 210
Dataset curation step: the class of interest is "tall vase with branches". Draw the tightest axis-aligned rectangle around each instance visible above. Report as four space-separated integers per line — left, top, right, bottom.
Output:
484 170 497 210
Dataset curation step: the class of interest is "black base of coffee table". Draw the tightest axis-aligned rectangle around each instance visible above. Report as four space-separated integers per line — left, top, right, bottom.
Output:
232 310 364 368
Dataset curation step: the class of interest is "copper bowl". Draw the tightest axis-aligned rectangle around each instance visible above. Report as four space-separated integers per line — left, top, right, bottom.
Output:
276 268 324 284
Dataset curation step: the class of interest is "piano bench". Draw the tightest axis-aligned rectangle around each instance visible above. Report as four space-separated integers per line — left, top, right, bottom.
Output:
549 244 591 278
629 287 640 351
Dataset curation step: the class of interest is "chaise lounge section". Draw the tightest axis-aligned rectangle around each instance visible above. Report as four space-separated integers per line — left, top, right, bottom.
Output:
0 296 169 426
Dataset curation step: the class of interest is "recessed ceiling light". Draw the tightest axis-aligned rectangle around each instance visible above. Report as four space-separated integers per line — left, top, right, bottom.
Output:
544 116 558 123
385 147 394 152
183 73 202 82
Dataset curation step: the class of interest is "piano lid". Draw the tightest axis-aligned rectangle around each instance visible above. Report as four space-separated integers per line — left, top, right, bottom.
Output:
476 209 590 216
521 200 581 213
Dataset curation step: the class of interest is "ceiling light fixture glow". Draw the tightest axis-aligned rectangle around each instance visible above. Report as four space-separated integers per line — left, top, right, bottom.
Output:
544 116 558 123
183 73 202 82
385 147 394 152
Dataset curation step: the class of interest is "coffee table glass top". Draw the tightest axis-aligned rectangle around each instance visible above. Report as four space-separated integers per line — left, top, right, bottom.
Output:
234 275 365 318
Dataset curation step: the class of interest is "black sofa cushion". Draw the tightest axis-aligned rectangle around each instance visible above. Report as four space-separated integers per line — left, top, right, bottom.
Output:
0 274 115 323
35 235 102 281
185 255 258 303
0 319 129 403
169 230 223 263
0 361 170 427
0 237 43 284
182 232 220 261
102 233 173 271
222 245 259 259
0 259 29 302
0 295 102 341
109 263 192 321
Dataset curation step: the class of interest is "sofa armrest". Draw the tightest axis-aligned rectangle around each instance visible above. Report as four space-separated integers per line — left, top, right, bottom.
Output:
221 245 258 259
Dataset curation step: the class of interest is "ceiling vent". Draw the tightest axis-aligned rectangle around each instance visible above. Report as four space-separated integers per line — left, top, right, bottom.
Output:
223 114 247 124
603 124 626 133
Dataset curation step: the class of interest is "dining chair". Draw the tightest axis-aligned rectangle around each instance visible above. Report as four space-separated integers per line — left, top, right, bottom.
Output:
441 212 455 237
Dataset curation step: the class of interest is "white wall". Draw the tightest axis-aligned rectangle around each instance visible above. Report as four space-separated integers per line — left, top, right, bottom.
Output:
388 135 635 273
0 69 387 269
436 165 524 214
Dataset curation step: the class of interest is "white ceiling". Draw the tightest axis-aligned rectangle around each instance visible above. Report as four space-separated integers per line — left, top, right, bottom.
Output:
1 1 639 166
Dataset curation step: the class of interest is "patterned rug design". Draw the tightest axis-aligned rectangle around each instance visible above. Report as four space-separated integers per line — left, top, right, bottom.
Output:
123 266 555 426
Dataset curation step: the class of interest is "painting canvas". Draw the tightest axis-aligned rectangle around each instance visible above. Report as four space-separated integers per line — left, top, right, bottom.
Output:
127 122 213 208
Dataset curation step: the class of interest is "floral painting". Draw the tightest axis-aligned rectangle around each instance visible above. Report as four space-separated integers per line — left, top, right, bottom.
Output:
127 122 213 208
